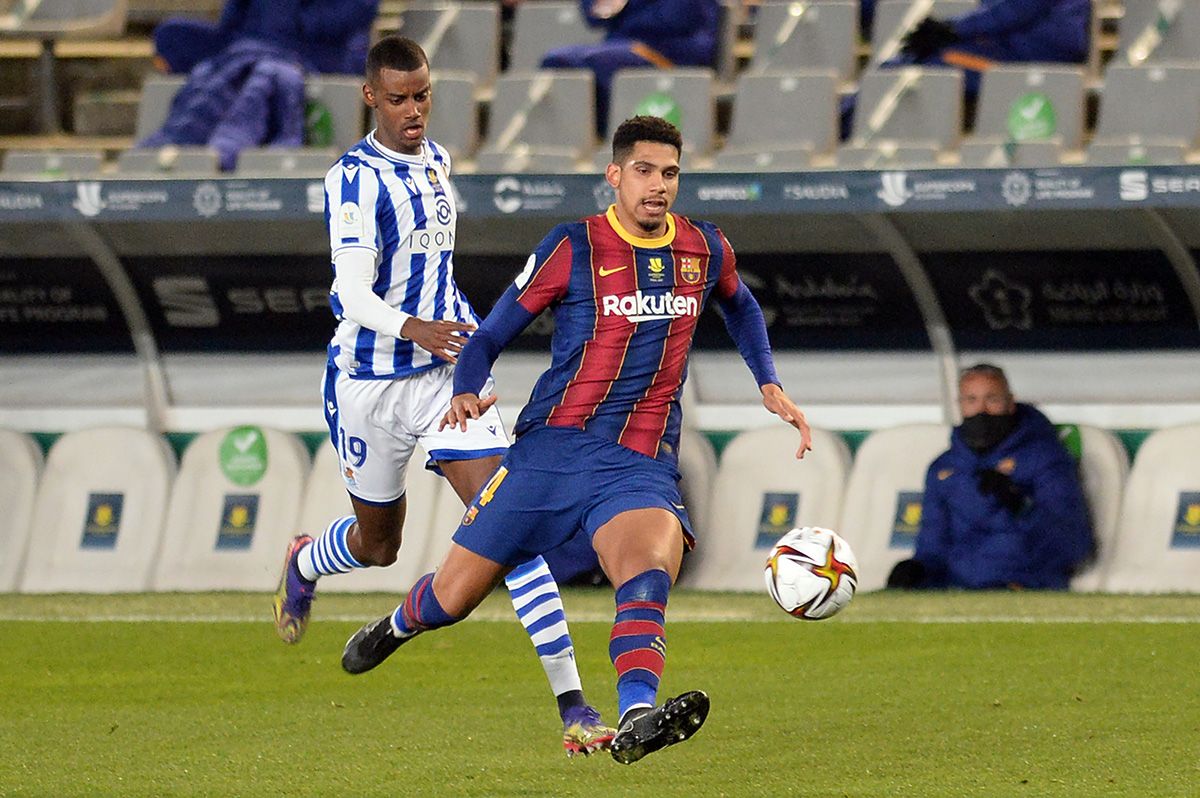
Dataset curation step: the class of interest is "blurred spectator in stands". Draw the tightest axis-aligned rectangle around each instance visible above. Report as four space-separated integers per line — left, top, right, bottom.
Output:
525 0 720 134
840 0 1088 139
860 0 877 41
141 0 377 171
896 0 1090 96
153 0 379 75
887 363 1094 591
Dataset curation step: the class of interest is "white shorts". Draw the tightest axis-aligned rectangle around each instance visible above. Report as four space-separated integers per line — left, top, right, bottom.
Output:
322 363 510 504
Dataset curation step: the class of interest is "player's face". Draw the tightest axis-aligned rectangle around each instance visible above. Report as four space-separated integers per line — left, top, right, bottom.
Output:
364 64 433 155
959 373 1015 418
606 141 680 237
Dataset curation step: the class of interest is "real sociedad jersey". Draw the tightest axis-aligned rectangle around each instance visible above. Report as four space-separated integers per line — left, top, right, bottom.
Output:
503 206 740 466
323 132 478 379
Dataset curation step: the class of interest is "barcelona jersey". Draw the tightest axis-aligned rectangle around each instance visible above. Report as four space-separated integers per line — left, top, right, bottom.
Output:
460 206 745 468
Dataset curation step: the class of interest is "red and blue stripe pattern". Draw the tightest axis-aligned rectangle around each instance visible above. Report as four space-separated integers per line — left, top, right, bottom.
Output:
609 569 672 718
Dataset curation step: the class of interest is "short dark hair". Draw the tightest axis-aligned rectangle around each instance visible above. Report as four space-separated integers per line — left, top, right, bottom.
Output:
366 36 429 80
960 362 1011 394
611 115 683 164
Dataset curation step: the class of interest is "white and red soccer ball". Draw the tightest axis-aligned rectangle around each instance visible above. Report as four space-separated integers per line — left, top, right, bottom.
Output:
764 526 858 620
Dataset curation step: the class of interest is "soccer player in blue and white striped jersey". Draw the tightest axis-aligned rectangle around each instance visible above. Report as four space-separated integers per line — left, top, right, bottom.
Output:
272 36 613 756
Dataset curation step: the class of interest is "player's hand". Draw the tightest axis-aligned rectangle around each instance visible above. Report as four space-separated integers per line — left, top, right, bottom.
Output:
401 318 476 363
440 392 499 432
761 383 812 459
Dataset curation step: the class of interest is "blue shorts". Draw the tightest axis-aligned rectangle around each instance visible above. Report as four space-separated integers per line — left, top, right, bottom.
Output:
452 426 693 567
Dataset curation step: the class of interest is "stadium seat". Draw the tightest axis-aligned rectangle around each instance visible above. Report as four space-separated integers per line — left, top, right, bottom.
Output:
19 427 175 593
682 427 850 591
849 67 963 151
475 70 595 172
1089 64 1200 162
958 64 1087 168
296 442 449 592
1065 424 1130 592
837 423 951 593
0 0 130 132
305 76 366 153
711 70 838 171
1103 424 1200 593
747 1 858 87
426 71 477 162
133 75 184 140
115 146 219 176
605 67 716 153
1085 142 1189 167
508 1 601 72
235 147 338 176
835 142 940 168
1116 0 1200 65
869 0 977 67
386 2 500 92
0 430 43 592
152 426 309 591
1 149 104 177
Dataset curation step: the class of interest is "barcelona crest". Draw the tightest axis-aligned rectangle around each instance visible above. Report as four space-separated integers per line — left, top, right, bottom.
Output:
679 256 701 285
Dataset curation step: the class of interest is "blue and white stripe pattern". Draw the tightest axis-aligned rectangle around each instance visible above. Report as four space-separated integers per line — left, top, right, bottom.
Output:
300 516 365 578
324 131 479 380
507 557 574 657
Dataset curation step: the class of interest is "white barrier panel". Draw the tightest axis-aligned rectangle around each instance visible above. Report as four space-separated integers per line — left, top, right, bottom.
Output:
1067 425 1130 591
683 426 850 591
20 427 175 593
678 426 718 545
1105 424 1200 593
838 424 950 593
298 443 447 593
0 430 44 591
153 426 308 591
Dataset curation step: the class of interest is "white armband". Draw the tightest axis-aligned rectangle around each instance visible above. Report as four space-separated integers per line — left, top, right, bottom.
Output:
333 248 412 339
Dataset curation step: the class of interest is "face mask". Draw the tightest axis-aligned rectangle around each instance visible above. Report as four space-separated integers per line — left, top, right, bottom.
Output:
959 412 1017 453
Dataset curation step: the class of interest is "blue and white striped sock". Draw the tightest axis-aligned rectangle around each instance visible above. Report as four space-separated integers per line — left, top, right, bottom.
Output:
506 556 583 698
297 515 364 581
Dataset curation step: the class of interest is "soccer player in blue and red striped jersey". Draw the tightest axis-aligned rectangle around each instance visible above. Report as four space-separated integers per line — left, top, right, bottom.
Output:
341 115 813 764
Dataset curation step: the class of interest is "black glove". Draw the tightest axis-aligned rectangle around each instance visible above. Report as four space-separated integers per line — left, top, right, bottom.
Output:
887 558 926 589
900 17 959 60
977 469 1026 514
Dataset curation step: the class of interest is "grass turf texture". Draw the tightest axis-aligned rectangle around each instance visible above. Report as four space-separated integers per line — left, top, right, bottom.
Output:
1 592 1197 797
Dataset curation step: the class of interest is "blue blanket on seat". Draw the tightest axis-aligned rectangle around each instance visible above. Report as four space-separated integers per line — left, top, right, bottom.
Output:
139 39 305 171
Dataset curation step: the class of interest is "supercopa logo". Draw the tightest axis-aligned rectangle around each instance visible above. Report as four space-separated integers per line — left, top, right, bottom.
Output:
876 172 912 207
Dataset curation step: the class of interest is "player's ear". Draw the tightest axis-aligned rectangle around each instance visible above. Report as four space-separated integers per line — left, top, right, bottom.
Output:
362 82 375 108
605 161 620 190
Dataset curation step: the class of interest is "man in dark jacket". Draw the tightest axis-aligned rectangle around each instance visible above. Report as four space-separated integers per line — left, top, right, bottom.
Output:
888 363 1094 590
537 0 721 134
898 0 1090 95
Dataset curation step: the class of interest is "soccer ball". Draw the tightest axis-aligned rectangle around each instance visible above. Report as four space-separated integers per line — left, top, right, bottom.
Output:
764 526 858 620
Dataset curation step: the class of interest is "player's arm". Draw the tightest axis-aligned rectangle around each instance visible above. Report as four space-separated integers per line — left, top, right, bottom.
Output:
443 230 574 430
712 233 812 458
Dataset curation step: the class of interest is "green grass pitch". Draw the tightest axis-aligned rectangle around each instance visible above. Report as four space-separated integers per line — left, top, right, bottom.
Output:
1 591 1198 797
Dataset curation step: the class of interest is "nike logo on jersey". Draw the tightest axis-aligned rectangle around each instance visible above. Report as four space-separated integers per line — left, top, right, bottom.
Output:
598 265 628 277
